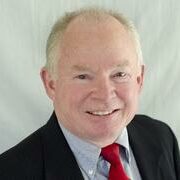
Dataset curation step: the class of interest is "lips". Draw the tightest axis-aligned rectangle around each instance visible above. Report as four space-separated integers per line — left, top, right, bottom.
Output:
86 109 119 116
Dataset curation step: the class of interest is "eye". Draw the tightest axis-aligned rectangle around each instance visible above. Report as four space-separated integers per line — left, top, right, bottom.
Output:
113 72 127 78
75 74 89 80
111 71 131 82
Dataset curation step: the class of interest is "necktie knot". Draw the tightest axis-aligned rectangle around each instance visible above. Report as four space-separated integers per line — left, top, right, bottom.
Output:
101 143 129 180
101 143 120 165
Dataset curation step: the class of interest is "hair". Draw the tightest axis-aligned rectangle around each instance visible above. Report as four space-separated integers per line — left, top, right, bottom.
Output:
45 7 143 76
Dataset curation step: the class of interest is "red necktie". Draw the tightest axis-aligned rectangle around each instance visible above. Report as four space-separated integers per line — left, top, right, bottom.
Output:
101 143 129 180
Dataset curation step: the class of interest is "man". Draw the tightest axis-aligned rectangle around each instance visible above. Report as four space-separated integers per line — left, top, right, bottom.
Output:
0 8 179 180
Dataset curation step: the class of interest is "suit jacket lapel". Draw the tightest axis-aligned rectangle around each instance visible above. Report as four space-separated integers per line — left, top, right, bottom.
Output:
41 112 84 180
127 115 162 180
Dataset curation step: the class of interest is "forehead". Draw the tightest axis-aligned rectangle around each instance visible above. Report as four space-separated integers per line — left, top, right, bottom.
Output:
62 14 131 46
58 15 137 69
71 59 130 71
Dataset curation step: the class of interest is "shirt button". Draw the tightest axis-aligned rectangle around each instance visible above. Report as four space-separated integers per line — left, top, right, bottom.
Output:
88 169 93 175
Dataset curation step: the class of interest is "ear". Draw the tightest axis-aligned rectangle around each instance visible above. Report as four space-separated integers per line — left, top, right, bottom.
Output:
137 65 145 92
40 67 56 101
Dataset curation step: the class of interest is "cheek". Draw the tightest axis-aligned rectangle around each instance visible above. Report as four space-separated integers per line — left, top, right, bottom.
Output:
116 83 139 103
55 83 89 108
116 85 130 99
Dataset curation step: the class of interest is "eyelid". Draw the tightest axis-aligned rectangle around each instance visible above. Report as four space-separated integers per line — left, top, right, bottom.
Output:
112 71 128 77
74 73 92 80
111 71 131 82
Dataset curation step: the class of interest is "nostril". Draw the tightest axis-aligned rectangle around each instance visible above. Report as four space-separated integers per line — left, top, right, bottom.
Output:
86 111 92 114
113 109 120 113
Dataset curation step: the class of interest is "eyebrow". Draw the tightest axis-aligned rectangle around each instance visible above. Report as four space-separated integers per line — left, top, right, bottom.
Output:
72 65 92 71
71 60 130 72
116 60 130 67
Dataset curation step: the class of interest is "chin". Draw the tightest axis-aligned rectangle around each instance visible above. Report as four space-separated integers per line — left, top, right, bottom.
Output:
86 128 121 147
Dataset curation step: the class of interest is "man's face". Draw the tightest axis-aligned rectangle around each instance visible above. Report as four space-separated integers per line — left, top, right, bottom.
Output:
43 17 144 147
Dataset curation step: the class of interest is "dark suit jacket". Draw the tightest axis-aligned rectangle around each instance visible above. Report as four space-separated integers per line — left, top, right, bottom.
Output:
0 113 179 180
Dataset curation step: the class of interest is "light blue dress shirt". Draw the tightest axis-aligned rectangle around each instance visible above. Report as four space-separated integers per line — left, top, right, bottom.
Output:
59 122 142 180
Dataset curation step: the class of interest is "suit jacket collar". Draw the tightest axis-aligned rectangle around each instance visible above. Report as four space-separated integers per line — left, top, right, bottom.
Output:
41 112 84 180
127 115 162 180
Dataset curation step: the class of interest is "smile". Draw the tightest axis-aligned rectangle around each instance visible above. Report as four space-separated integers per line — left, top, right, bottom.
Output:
86 109 119 116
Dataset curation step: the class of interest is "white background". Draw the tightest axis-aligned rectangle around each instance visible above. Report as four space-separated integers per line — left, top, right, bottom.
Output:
0 0 180 153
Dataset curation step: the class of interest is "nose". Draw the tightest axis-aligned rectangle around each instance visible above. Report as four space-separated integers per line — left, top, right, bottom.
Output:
91 77 116 101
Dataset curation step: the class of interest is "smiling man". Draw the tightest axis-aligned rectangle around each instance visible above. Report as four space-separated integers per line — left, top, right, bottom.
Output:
0 8 179 180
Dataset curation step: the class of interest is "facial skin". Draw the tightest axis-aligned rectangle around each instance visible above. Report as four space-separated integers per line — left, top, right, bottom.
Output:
41 15 144 147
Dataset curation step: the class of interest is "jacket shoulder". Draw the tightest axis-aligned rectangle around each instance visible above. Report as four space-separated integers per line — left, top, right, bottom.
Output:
0 125 45 178
132 114 175 136
129 114 179 153
131 115 180 179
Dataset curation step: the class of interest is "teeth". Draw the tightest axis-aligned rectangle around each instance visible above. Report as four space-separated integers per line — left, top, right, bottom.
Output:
89 110 114 116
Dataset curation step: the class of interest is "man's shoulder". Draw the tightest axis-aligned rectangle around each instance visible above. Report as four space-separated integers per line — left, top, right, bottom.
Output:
0 125 46 177
130 114 177 145
133 114 172 131
133 114 167 125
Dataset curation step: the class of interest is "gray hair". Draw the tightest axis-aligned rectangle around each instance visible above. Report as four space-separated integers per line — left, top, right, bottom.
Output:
45 7 143 76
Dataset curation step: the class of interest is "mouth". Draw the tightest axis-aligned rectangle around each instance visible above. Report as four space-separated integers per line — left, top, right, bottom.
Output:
86 109 120 116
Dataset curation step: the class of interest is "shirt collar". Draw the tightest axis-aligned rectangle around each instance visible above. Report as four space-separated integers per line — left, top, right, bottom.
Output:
115 128 131 163
58 121 130 178
59 122 101 178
